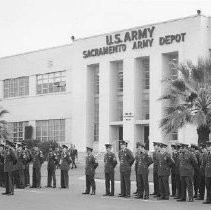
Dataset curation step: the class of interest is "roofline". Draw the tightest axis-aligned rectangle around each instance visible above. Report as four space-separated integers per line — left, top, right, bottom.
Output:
0 43 72 60
75 14 209 42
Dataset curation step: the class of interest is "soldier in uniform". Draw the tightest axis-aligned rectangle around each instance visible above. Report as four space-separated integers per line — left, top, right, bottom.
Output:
23 145 32 187
47 146 59 188
157 143 174 200
135 142 153 199
197 143 207 200
30 146 44 188
82 147 98 195
151 142 160 197
2 141 17 195
118 140 135 198
60 145 72 188
133 142 139 195
0 144 5 187
103 143 117 196
70 145 78 169
177 143 198 202
170 144 177 197
203 141 211 204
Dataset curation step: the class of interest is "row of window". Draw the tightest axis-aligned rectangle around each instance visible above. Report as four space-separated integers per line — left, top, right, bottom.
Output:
4 71 66 98
7 119 65 142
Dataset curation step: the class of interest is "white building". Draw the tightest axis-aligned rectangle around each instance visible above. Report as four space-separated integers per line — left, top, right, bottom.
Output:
0 13 211 152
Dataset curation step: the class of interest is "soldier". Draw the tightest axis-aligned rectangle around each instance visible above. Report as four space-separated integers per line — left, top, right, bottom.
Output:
103 143 117 196
82 147 98 195
135 142 153 199
23 145 32 187
190 144 201 198
177 143 198 202
157 143 174 200
150 142 160 197
0 144 5 187
170 144 177 197
118 140 135 198
197 143 207 200
30 146 44 188
47 146 59 188
70 145 78 169
60 145 72 188
2 141 17 195
203 141 211 204
133 142 139 195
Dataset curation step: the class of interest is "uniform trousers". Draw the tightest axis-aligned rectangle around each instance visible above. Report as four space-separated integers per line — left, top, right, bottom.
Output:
205 177 211 202
120 172 131 196
199 175 205 199
4 172 14 194
18 169 25 188
61 170 69 188
193 172 199 195
180 176 193 200
158 175 170 198
0 169 5 187
153 169 159 195
32 168 41 188
105 172 114 195
24 164 30 186
175 174 181 197
171 171 176 196
137 173 149 196
85 174 95 193
48 168 56 187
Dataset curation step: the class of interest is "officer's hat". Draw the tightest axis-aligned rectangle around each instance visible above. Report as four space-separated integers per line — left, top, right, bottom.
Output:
62 145 68 149
153 142 159 146
120 140 128 146
160 143 168 148
190 144 199 150
171 144 177 149
137 142 145 148
180 143 189 149
199 143 206 149
206 141 211 147
105 143 112 148
86 147 93 152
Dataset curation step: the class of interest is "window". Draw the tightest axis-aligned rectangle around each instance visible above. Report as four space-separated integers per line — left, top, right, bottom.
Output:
169 54 178 80
36 119 65 142
7 121 29 142
94 68 99 95
117 62 123 92
171 131 178 141
4 77 29 98
36 71 66 94
142 99 149 120
143 58 150 89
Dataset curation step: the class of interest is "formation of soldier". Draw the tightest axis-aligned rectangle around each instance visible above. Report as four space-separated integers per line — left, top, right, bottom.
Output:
0 140 78 195
82 140 211 205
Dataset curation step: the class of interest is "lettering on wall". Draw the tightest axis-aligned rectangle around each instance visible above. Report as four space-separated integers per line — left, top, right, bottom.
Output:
82 26 187 58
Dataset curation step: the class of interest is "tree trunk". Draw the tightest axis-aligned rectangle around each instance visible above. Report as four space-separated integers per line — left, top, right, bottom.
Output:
197 126 210 145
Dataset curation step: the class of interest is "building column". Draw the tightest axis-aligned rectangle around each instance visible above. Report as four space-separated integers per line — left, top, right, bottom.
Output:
123 58 135 151
99 61 110 152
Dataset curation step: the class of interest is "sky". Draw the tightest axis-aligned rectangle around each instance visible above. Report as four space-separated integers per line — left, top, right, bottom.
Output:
0 0 211 57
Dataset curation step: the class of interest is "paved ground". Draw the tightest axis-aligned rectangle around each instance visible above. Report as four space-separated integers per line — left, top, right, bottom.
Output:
0 163 209 210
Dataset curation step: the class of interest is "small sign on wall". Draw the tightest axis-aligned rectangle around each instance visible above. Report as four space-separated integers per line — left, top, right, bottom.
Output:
124 112 134 121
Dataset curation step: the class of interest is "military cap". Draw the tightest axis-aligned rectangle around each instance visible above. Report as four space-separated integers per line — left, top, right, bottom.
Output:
62 145 68 149
206 142 211 147
171 144 177 149
160 143 168 148
120 140 128 145
180 143 189 148
86 147 93 152
199 143 206 149
190 144 199 150
153 142 159 146
105 143 112 148
137 142 145 148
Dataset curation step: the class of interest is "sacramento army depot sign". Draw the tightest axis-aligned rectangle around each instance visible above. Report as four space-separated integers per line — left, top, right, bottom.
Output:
82 26 186 58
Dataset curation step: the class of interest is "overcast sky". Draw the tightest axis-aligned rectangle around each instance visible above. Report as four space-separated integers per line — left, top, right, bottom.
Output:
0 0 211 57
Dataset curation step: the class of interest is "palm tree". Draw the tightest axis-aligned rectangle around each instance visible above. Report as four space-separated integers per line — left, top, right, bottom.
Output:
160 58 211 145
0 107 9 140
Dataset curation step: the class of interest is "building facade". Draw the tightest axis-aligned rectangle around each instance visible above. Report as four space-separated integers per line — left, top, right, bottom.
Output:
0 14 211 152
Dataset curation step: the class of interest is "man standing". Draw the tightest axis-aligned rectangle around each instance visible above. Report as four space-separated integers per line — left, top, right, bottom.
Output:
157 143 174 200
151 142 160 197
203 141 211 204
118 140 135 198
23 145 32 187
2 141 17 196
47 146 59 188
70 145 78 169
82 147 98 195
103 143 117 196
177 144 198 202
133 142 139 195
60 145 72 188
135 142 153 199
30 146 44 188
0 144 5 187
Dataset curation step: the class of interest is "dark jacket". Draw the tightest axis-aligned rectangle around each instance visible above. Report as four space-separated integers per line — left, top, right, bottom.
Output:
157 152 174 176
85 154 96 176
152 151 159 172
60 152 72 171
104 152 117 173
32 151 44 169
204 152 211 177
4 150 17 173
118 148 135 173
47 151 59 170
137 151 153 175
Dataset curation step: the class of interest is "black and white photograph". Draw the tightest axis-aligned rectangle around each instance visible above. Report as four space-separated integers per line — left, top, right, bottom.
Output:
0 0 211 209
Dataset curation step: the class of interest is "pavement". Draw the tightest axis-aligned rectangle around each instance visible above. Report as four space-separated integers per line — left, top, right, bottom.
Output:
0 163 210 210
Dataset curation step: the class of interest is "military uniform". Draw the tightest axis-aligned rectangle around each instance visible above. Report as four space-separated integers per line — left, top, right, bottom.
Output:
157 150 174 199
152 149 160 196
70 148 78 169
178 147 198 202
118 147 135 197
24 148 32 187
174 149 181 198
136 150 153 199
31 150 44 188
171 149 177 196
60 151 71 188
47 150 59 187
0 149 5 187
134 150 139 194
3 148 17 195
204 149 211 203
104 150 117 196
